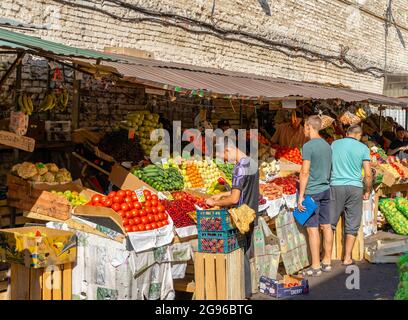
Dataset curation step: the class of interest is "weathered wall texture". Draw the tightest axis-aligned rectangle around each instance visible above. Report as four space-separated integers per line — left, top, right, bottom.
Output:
2 0 408 93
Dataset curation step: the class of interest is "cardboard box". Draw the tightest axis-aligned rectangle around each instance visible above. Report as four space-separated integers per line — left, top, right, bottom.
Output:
259 275 309 298
0 226 77 268
376 167 399 187
109 164 158 193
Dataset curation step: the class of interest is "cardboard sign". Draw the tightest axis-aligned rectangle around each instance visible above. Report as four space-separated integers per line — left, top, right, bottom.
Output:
109 164 158 193
135 188 145 202
0 130 35 152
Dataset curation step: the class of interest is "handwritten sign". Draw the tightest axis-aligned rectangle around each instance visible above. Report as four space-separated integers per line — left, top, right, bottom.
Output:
0 130 35 152
135 188 145 202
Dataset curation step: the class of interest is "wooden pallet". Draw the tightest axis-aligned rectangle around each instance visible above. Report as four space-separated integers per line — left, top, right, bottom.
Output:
9 263 72 300
364 232 408 264
194 249 245 300
332 214 364 261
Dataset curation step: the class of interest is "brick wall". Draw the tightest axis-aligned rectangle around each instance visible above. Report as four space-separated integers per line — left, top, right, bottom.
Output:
2 0 408 94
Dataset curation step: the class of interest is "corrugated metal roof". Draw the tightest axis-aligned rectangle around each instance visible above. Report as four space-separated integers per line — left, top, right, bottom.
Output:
0 27 118 61
102 58 407 106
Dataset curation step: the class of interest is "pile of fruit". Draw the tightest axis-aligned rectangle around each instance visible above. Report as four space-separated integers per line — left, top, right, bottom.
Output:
161 199 196 228
272 176 297 195
216 162 234 181
180 162 204 188
131 164 184 191
379 164 401 179
259 183 283 200
196 160 225 189
390 163 408 178
260 160 280 179
275 146 302 165
200 235 238 253
51 190 88 206
88 189 169 233
171 191 208 209
379 198 408 235
121 111 163 156
11 162 72 183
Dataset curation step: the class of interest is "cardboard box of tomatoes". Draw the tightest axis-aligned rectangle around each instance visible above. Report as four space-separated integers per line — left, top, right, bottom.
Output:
259 275 309 298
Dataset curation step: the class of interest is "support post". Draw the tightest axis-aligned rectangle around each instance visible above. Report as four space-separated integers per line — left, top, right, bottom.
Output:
72 68 81 130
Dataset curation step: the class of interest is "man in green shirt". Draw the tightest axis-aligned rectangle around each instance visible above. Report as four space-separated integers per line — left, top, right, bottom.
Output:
298 115 332 277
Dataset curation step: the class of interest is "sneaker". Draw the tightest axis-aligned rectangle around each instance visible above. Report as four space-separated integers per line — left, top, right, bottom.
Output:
301 267 322 277
321 262 332 272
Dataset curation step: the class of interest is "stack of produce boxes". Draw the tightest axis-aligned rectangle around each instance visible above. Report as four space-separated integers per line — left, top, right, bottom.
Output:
197 209 243 254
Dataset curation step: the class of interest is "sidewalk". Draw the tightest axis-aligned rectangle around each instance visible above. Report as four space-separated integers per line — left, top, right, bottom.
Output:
251 260 399 300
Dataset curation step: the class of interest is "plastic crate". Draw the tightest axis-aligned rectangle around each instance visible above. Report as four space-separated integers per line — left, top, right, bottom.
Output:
197 209 234 232
198 229 245 254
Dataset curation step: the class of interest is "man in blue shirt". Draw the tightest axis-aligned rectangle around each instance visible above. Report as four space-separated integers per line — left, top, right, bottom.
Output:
327 125 372 266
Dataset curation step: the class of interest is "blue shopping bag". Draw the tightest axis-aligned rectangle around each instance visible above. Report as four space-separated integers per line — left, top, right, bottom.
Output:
293 196 318 226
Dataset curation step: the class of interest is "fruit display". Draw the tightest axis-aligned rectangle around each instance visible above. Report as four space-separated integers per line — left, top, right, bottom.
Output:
180 161 204 188
121 111 163 156
246 131 270 146
131 164 184 191
272 176 298 195
339 111 361 125
195 160 225 190
11 162 72 183
171 191 208 209
18 93 34 115
369 146 387 162
51 190 88 206
379 164 401 179
259 143 272 162
355 106 368 120
395 197 408 219
216 162 234 180
98 129 144 163
260 183 283 200
390 163 408 178
379 198 408 235
274 146 302 165
199 232 239 253
260 160 280 180
161 199 196 228
38 90 69 112
88 189 169 233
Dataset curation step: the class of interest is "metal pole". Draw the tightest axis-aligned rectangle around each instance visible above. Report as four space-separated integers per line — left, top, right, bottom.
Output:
405 109 408 129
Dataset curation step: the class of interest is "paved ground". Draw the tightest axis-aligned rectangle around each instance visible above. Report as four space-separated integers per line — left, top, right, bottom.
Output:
251 260 399 300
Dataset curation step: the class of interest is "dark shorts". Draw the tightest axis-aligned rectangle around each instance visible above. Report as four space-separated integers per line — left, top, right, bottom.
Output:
303 188 331 228
330 186 363 236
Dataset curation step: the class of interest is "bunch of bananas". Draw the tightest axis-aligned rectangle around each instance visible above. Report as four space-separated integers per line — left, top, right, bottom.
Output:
355 107 367 119
38 93 57 112
18 93 34 115
58 89 69 112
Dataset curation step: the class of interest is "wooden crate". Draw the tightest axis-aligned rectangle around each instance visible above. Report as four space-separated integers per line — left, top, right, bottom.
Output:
364 231 408 264
9 263 72 300
194 249 245 300
332 215 364 261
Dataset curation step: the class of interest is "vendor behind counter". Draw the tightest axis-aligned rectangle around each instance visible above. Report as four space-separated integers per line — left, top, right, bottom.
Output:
271 119 307 147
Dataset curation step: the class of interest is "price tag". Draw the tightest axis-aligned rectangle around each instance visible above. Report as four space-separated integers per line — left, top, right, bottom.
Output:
135 188 145 202
161 158 169 169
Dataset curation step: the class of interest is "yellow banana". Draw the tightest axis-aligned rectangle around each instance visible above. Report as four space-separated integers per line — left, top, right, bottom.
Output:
63 89 69 109
18 94 25 113
27 95 34 115
23 94 30 115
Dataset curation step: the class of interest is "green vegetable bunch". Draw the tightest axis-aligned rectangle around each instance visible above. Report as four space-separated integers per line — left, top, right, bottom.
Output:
379 198 408 235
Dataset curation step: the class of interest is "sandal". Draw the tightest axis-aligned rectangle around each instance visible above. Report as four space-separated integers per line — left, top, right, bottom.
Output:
342 260 355 266
321 262 332 272
301 267 322 277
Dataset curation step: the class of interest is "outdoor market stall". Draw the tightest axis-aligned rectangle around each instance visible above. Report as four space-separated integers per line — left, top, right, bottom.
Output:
0 27 408 300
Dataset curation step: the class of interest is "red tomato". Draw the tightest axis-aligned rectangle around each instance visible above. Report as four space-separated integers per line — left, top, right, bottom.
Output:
151 194 158 201
144 200 152 208
117 209 125 217
134 202 142 210
125 190 132 196
111 203 121 212
140 208 147 216
151 207 158 214
157 213 164 221
132 195 138 201
162 220 169 226
145 224 152 231
143 190 151 197
156 221 163 228
127 202 134 210
125 226 131 233
113 196 123 204
104 199 112 207
145 195 152 201
129 209 136 217
131 191 136 196
134 217 141 225
125 211 132 219
121 203 129 211
150 222 157 229
108 191 117 198
117 190 126 198
91 194 101 204
137 224 145 232
145 207 152 214
162 212 168 220
147 214 154 223
154 215 160 222
124 197 133 204
131 225 138 232
157 205 165 213
151 199 158 207
128 219 135 226
122 218 129 226
141 216 148 224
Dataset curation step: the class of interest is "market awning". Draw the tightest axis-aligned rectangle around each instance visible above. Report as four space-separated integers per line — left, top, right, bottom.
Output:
100 56 407 107
0 27 119 61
